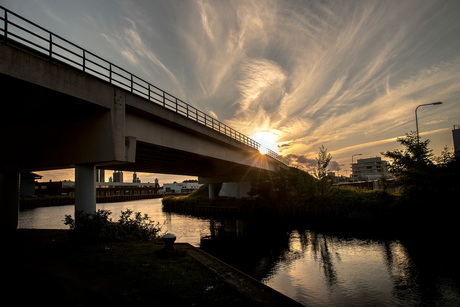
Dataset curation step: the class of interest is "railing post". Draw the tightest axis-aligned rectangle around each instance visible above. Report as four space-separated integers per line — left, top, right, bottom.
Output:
163 92 166 107
148 84 150 101
82 50 86 72
49 33 53 58
3 10 7 40
109 63 112 83
130 75 133 93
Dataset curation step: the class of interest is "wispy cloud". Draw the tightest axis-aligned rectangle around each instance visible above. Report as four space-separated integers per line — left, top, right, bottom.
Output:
10 0 459 170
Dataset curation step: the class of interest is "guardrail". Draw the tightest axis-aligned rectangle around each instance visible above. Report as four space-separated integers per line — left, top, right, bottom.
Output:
0 5 288 166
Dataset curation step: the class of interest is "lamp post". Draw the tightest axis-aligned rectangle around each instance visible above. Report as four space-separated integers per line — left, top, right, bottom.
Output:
415 102 442 140
351 154 362 182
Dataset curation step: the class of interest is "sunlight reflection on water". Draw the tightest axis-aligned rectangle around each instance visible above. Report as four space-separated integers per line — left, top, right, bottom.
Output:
261 231 425 306
19 199 460 306
19 198 210 247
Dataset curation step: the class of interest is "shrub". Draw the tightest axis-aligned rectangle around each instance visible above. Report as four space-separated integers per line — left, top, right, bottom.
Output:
64 209 162 242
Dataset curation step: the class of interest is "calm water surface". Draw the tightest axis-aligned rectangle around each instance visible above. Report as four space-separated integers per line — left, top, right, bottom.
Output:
19 199 460 306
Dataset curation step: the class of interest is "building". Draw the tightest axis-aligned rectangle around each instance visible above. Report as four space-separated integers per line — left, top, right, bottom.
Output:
20 172 42 197
161 182 203 194
32 180 160 197
96 169 105 182
453 125 460 156
132 172 141 183
112 170 123 183
35 180 75 196
351 157 389 181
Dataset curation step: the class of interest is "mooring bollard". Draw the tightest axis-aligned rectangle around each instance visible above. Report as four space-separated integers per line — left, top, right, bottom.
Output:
162 233 176 250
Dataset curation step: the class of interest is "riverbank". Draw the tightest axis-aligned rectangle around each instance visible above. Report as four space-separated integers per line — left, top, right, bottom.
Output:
6 229 302 306
162 183 458 240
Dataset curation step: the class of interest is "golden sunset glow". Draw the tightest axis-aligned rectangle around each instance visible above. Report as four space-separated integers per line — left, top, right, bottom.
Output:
252 131 279 154
8 0 459 181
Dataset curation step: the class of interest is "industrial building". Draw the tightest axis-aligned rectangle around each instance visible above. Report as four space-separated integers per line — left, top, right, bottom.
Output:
351 157 389 181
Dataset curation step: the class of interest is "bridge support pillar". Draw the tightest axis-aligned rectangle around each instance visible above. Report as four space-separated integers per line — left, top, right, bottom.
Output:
208 183 215 200
75 165 96 216
219 182 251 199
0 170 20 231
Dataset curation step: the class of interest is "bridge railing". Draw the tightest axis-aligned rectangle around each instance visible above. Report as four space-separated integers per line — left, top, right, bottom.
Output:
0 6 288 165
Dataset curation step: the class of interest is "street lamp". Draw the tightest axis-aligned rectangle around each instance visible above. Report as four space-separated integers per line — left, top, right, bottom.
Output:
352 153 362 164
415 102 442 140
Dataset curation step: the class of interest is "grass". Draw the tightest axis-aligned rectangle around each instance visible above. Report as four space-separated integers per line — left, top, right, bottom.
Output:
7 230 255 306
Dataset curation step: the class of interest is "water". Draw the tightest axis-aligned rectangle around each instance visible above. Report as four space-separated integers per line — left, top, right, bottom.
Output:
19 199 460 306
19 198 211 247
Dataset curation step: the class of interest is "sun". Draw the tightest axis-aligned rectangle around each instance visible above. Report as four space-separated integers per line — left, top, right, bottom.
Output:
252 131 278 154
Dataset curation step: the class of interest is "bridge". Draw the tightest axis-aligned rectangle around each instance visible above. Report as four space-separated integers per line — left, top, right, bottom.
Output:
0 6 288 230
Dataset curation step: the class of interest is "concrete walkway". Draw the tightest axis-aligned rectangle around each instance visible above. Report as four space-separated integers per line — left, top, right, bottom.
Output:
176 243 304 306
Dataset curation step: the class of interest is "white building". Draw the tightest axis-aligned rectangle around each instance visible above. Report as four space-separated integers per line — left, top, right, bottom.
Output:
453 125 460 156
351 157 389 181
161 182 203 194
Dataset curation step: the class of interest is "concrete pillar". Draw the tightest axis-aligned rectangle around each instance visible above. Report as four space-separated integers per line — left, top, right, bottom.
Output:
0 171 20 231
219 182 251 199
75 165 96 214
208 183 215 199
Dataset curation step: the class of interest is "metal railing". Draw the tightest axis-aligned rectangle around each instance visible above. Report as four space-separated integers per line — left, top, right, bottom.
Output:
0 5 288 165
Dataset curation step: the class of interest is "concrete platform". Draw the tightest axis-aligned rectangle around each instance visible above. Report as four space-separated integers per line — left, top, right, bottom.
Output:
175 243 304 306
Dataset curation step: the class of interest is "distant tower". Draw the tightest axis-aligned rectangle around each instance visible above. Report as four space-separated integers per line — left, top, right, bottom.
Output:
453 125 460 156
113 170 123 183
97 169 105 182
132 172 140 183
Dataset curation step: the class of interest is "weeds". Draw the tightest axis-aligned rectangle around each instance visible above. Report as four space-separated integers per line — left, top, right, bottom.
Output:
64 209 162 242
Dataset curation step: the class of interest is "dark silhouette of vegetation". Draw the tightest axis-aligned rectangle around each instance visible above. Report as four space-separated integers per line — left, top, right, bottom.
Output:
313 145 332 180
64 209 162 242
382 132 459 208
164 133 458 230
249 167 398 223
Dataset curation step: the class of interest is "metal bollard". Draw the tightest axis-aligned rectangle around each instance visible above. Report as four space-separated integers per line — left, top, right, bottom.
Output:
162 233 176 250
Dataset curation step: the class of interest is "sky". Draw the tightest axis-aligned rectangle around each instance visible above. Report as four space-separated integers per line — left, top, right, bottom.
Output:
3 0 460 182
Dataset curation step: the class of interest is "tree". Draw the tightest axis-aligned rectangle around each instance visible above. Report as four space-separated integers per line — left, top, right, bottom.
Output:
382 132 433 196
314 145 332 180
382 131 459 204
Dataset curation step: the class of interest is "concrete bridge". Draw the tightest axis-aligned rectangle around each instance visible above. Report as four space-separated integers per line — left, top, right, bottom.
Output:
0 6 288 230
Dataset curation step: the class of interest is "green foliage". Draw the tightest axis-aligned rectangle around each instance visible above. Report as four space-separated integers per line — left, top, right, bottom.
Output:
64 209 162 242
313 145 333 180
382 131 459 206
249 167 322 215
382 132 434 196
162 183 212 207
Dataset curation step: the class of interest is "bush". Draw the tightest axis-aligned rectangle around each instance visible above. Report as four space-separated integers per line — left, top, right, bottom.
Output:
64 209 162 242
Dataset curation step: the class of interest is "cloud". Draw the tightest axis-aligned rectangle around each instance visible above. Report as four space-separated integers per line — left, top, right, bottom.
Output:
12 0 460 177
284 153 339 173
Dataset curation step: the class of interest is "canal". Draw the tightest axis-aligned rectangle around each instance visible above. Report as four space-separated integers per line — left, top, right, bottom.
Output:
19 198 460 306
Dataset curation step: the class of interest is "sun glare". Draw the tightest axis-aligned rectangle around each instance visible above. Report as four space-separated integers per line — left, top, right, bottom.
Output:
252 131 278 154
259 146 268 155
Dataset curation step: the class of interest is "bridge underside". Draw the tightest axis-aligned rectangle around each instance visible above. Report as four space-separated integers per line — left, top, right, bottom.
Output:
0 40 286 231
102 141 266 180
